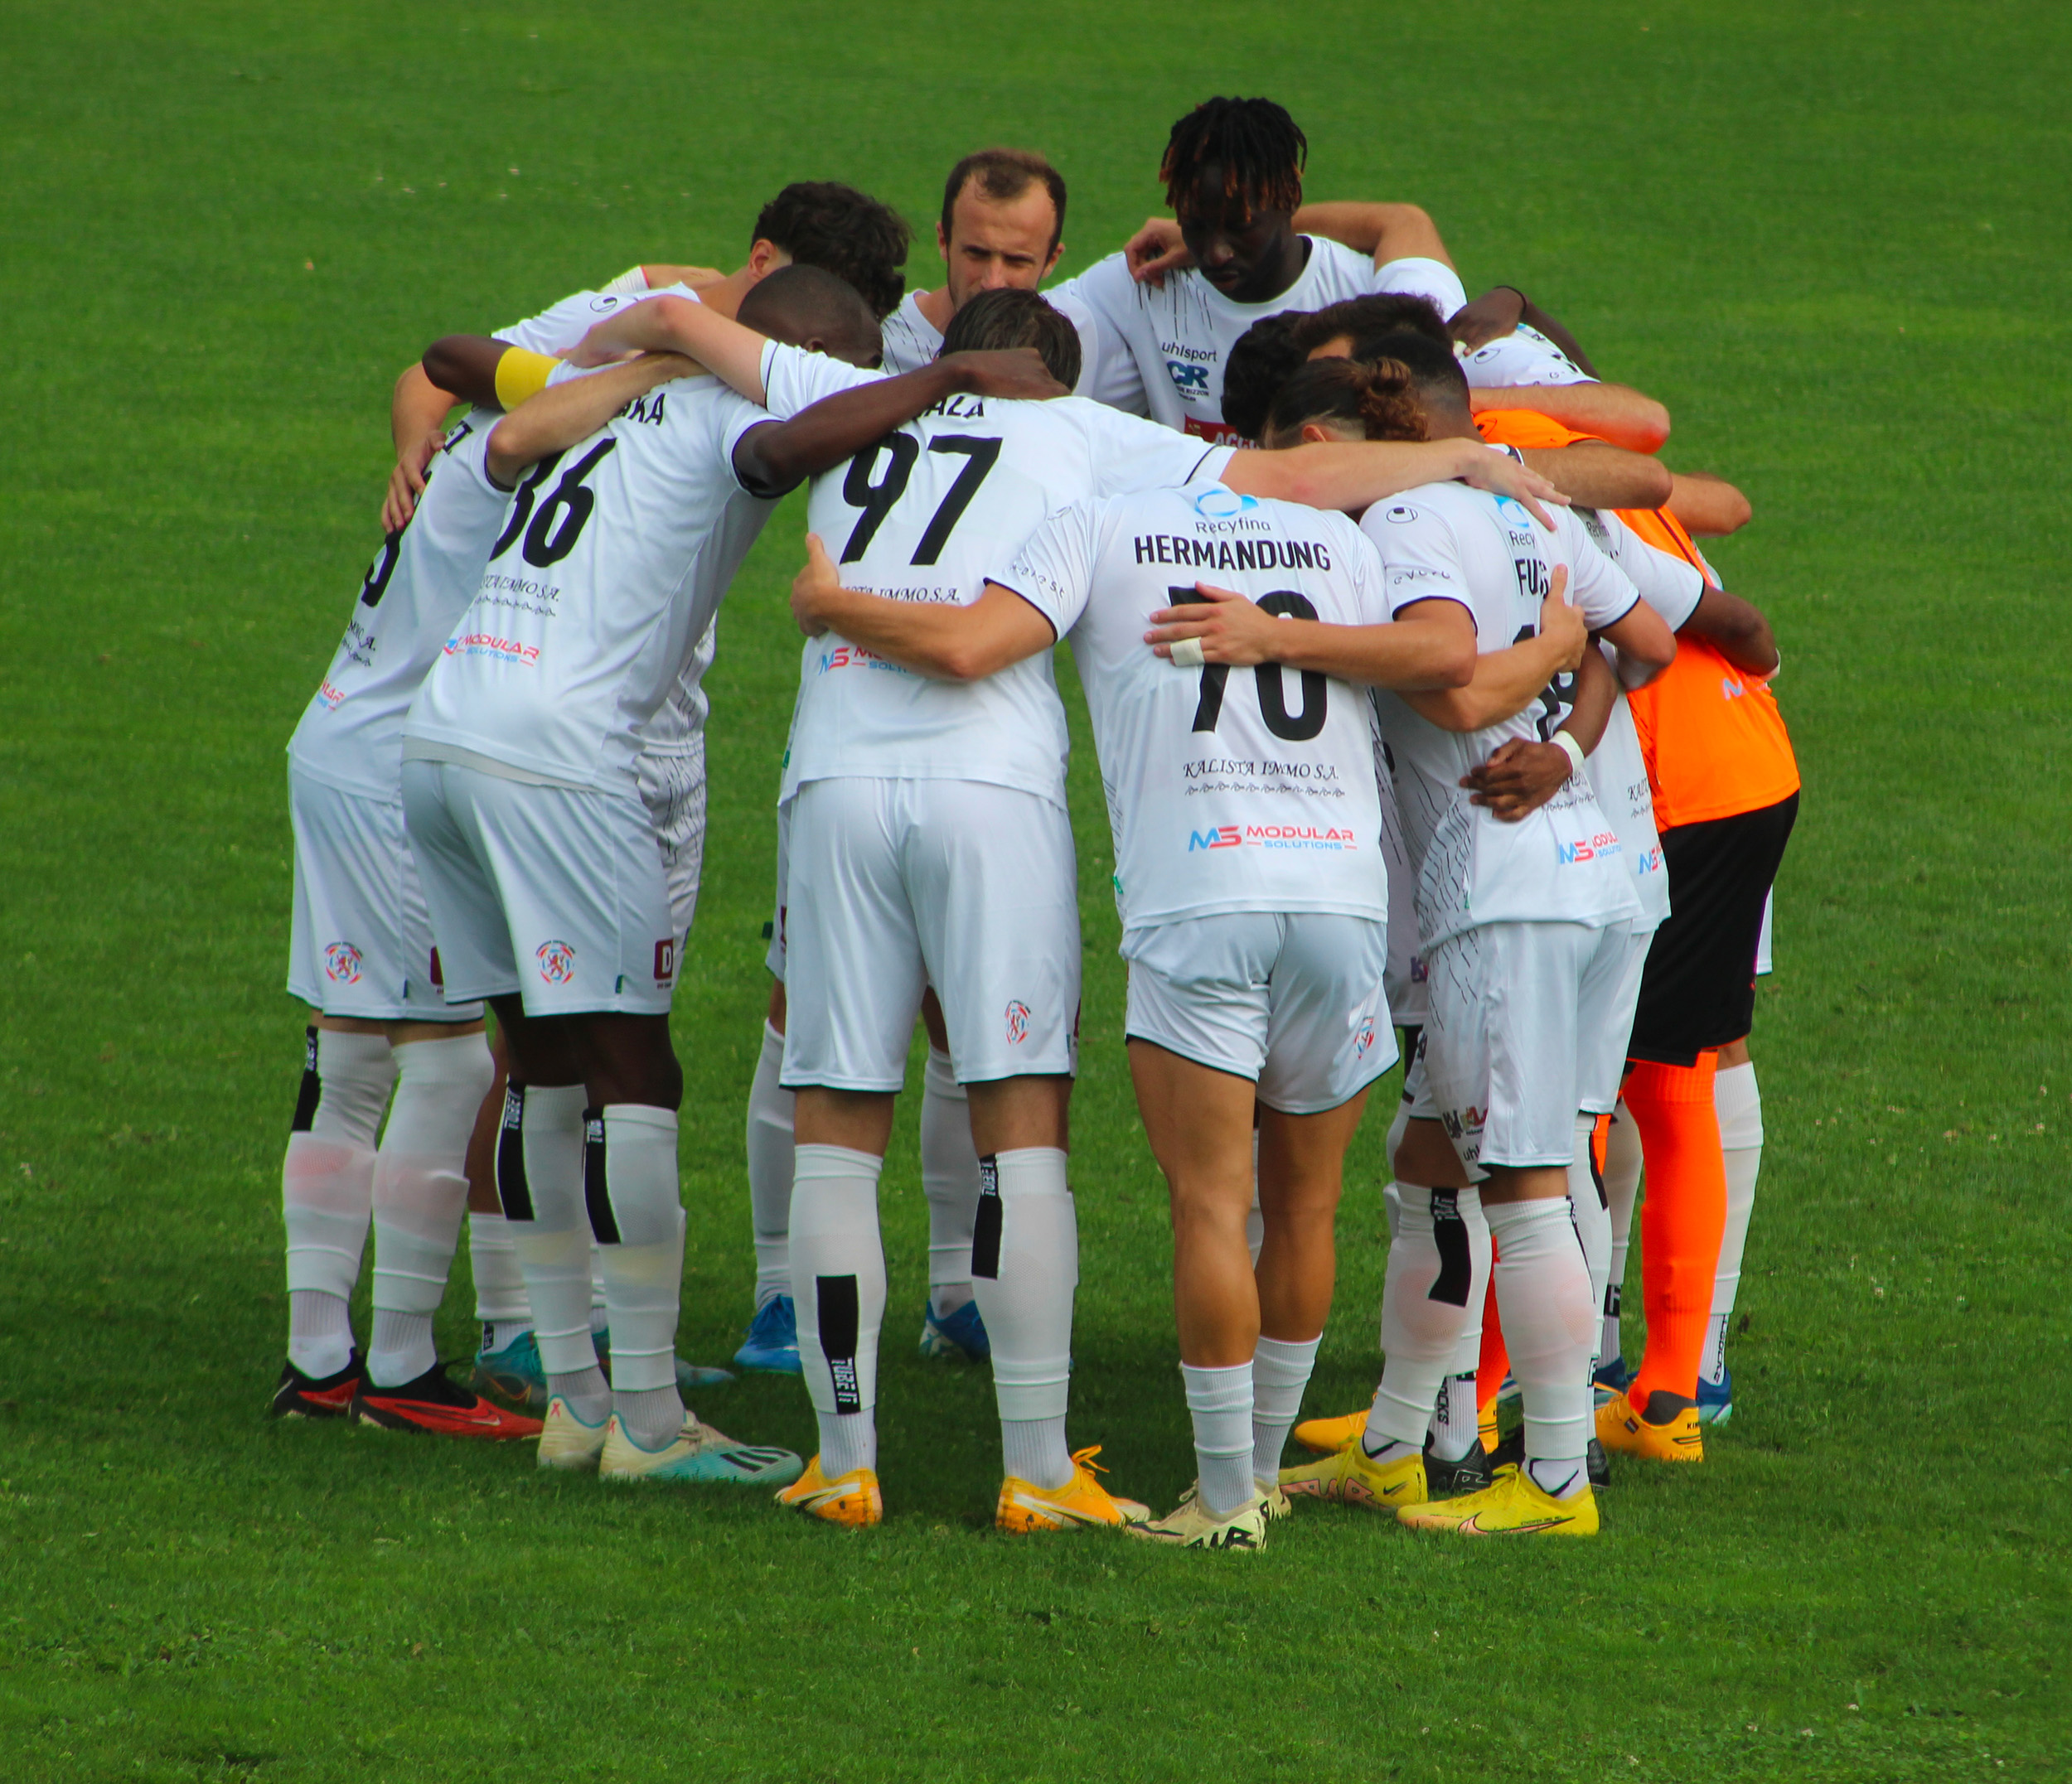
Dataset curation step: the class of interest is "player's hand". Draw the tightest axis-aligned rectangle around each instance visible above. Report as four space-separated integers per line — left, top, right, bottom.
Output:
941 347 1068 402
1448 286 1526 353
1143 583 1283 666
561 321 643 370
381 427 444 532
1538 572 1586 670
1453 448 1567 530
1126 216 1192 288
1461 737 1574 822
791 533 842 637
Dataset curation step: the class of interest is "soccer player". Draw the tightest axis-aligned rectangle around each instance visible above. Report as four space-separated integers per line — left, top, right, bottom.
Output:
590 284 1567 1528
400 268 1063 1487
1174 352 1677 1535
274 273 735 1435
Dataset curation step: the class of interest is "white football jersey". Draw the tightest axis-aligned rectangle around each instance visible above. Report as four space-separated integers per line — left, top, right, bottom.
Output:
1372 710 1427 1023
1366 478 1645 950
997 485 1389 931
405 349 865 794
1569 507 1706 928
1059 243 1469 444
878 286 1107 398
1460 322 1591 390
287 284 700 798
778 380 1232 810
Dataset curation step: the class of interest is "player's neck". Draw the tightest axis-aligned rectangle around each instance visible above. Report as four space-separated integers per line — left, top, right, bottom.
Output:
695 267 758 320
913 286 955 333
1426 409 1481 444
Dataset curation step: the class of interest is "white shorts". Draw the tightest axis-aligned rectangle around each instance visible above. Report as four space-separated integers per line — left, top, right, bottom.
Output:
286 762 482 1023
636 744 707 956
1123 912 1396 1115
1755 891 1774 977
781 776 1079 1091
1576 921 1653 1115
764 799 791 983
1421 920 1602 1176
400 759 679 1016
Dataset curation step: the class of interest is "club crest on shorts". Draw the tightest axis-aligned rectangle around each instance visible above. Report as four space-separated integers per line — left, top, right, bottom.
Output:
1004 1000 1031 1046
322 942 363 985
535 940 577 986
654 938 675 983
1353 1015 1377 1061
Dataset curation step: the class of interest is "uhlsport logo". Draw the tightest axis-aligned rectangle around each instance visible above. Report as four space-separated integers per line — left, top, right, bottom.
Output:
535 940 577 986
322 942 364 985
1005 1000 1032 1045
1192 486 1259 521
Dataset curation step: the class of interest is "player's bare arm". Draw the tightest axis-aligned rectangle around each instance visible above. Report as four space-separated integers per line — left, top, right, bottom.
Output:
483 354 700 484
384 362 464 533
1464 644 1621 822
788 534 1055 680
1520 442 1674 510
1140 581 1474 690
733 350 1067 498
1666 469 1755 535
1470 380 1673 455
1450 285 1601 375
1682 584 1779 675
1397 584 1590 732
1125 201 1450 286
1223 438 1568 527
1600 594 1678 688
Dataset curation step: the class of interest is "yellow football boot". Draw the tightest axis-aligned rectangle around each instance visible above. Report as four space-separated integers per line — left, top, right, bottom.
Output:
536 1395 610 1472
1291 1408 1368 1454
1396 1463 1599 1537
1596 1390 1704 1463
774 1455 883 1527
995 1446 1150 1533
1126 1487 1268 1553
1278 1439 1426 1512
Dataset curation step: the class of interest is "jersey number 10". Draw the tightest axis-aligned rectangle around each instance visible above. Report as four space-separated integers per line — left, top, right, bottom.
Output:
1174 587 1327 742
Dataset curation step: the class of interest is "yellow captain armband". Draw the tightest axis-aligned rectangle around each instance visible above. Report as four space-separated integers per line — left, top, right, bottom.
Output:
494 347 562 410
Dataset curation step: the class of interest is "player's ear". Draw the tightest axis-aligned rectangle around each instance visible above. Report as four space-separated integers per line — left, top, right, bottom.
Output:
1043 242 1064 278
937 220 951 261
1301 421 1335 446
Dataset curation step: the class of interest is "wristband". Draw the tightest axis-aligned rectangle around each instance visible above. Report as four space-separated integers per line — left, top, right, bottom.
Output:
1169 636 1206 670
494 347 562 410
599 264 651 296
1550 730 1586 777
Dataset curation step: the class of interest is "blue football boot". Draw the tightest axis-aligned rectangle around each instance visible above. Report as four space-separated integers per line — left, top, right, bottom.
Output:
732 1294 801 1375
917 1298 991 1362
1696 1367 1734 1426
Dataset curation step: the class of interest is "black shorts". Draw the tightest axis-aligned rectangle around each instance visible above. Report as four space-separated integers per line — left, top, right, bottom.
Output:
1627 793 1798 1066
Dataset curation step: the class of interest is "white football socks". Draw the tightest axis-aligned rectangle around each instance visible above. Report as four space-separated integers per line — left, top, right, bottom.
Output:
1487 1197 1595 1500
468 1212 530 1334
1566 1111 1612 1386
1600 1100 1644 1369
587 1104 686 1448
366 1031 495 1387
971 1147 1077 1489
791 1143 887 1478
1182 1361 1256 1516
1430 1368 1481 1463
501 1083 608 1424
1705 1060 1764 1386
282 1027 395 1377
1367 1181 1488 1459
1251 1333 1319 1490
919 1048 981 1318
744 1020 795 1309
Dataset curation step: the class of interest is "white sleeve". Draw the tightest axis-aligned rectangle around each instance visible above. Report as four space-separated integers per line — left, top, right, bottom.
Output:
1598 512 1704 631
990 500 1100 640
494 283 700 354
1082 406 1230 495
1561 520 1643 630
598 265 652 297
1461 325 1592 389
1372 256 1469 322
715 388 778 494
1368 503 1476 626
1341 525 1394 625
758 342 884 419
1049 260 1152 415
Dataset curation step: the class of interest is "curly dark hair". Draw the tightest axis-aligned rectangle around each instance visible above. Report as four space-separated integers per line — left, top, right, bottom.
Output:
1264 355 1426 447
1159 96 1306 217
1222 313 1310 443
751 181 912 322
1292 292 1450 355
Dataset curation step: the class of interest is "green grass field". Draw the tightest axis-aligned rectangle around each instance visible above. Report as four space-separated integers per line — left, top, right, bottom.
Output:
3 2 2069 1777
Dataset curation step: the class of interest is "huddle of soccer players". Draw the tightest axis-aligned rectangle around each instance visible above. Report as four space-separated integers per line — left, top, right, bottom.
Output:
272 95 1796 1550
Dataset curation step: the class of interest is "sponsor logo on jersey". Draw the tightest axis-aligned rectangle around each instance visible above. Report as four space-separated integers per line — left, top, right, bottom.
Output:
1353 1015 1377 1061
1187 824 1359 853
1721 674 1747 701
1192 486 1258 522
443 631 541 665
1183 415 1243 447
322 942 364 984
1410 954 1428 984
815 641 908 674
1166 360 1212 394
316 678 348 709
1005 1000 1031 1046
588 294 622 312
654 939 675 983
1553 829 1625 866
1493 495 1536 529
1635 845 1664 875
535 940 577 985
1381 504 1421 525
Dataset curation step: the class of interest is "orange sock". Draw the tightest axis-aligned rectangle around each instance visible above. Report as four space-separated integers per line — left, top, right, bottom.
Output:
1623 1053 1727 1415
1475 1275 1508 1448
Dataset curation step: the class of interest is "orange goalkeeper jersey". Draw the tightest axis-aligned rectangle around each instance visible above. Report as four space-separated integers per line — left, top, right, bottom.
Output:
1474 409 1800 829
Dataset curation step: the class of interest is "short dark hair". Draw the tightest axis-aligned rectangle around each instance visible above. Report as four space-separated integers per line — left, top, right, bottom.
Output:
736 263 882 367
940 288 1082 389
1293 292 1450 356
1160 96 1306 217
940 148 1067 258
1353 328 1472 416
1222 313 1310 443
751 181 912 322
1264 356 1426 447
